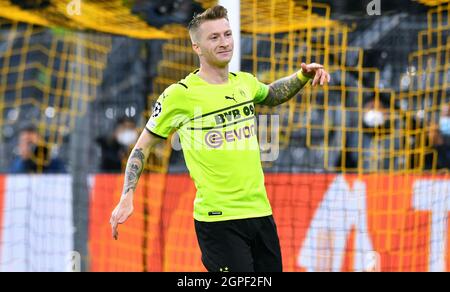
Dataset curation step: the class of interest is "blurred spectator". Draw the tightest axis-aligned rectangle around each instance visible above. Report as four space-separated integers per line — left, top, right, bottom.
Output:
133 0 203 28
10 0 50 9
9 124 66 174
424 103 450 170
96 116 138 172
338 93 397 171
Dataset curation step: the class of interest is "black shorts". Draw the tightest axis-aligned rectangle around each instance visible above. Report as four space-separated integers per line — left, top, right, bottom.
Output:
194 215 282 272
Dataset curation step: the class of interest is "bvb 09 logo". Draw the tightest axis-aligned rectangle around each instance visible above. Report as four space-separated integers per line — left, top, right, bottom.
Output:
205 130 223 148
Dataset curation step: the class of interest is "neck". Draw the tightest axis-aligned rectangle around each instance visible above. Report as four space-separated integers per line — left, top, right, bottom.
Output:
197 61 229 84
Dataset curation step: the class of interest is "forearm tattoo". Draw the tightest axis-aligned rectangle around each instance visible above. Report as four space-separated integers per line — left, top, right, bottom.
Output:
122 148 145 197
262 73 309 107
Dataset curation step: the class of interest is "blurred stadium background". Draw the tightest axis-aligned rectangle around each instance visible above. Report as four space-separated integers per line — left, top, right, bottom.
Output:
0 0 449 272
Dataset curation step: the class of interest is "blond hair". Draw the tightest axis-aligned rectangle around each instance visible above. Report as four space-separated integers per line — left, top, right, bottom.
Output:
188 5 229 41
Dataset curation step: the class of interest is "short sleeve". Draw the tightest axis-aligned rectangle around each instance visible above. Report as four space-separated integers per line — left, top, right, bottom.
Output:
241 72 269 104
145 84 188 139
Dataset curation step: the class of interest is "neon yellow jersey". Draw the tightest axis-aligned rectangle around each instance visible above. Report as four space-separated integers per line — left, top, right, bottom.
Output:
146 70 272 222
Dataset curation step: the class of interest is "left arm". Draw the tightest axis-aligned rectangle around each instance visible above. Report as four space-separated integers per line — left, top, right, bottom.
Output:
260 63 330 107
262 72 309 107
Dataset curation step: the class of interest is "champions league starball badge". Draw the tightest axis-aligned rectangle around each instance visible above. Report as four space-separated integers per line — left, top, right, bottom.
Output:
152 102 162 118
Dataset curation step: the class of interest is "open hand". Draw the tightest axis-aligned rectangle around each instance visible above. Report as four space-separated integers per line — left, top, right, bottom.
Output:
301 62 331 87
110 197 134 240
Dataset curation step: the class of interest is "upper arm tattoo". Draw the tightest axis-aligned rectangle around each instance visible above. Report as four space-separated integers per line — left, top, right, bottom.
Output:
261 73 309 107
122 148 146 197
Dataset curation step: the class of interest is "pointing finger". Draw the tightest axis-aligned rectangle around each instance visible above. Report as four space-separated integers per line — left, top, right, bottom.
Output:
320 71 327 86
110 213 118 240
312 69 322 86
112 221 119 240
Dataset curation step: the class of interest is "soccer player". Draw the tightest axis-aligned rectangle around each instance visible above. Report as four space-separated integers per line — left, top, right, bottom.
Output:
110 5 330 272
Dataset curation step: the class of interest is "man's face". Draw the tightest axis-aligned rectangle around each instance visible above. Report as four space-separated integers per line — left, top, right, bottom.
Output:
192 18 234 68
363 99 390 128
115 121 136 137
18 131 39 159
115 121 138 147
443 103 449 117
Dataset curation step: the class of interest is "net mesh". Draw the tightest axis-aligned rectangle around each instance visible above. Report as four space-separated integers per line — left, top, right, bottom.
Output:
0 0 449 272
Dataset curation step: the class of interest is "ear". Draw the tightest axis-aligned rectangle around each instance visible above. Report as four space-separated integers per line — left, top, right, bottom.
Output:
192 43 202 56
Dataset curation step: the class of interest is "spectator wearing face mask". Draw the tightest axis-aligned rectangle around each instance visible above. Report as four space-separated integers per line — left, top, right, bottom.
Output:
363 103 387 128
424 103 450 170
337 93 397 172
96 116 138 172
9 124 66 174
